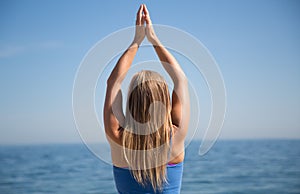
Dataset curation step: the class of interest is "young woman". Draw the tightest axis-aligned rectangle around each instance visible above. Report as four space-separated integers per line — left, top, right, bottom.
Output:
103 4 190 193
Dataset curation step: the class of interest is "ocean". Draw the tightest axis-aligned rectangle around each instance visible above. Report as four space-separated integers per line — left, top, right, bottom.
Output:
0 140 299 194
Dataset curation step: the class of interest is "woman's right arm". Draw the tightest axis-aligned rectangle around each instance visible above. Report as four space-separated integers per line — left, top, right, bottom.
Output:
143 5 190 141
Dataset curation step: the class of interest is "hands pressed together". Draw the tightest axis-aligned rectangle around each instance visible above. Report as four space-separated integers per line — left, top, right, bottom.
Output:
133 4 159 46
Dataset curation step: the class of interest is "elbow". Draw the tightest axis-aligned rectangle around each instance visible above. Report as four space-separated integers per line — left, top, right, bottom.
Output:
180 72 189 87
181 74 188 84
174 73 188 86
106 77 116 87
106 75 114 86
107 74 123 87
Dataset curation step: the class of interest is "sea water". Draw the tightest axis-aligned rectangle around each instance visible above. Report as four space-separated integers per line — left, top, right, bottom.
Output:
0 140 299 194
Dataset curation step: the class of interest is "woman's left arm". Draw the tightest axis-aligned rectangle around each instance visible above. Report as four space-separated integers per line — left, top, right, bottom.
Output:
104 5 145 144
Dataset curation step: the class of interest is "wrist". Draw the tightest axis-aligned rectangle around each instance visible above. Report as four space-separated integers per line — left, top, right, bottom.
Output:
132 38 143 46
129 41 140 50
150 38 161 47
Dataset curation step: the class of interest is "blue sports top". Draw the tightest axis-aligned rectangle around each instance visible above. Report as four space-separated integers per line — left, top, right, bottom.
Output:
113 162 184 194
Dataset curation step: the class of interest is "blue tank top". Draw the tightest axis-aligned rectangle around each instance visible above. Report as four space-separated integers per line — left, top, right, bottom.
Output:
113 162 183 194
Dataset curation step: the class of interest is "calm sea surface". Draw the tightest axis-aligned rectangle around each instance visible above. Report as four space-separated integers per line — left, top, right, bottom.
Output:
0 140 299 194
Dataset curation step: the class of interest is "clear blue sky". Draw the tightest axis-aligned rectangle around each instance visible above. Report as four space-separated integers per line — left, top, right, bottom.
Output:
0 0 299 144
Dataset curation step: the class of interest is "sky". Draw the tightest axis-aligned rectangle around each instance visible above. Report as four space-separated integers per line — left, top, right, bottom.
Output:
0 0 299 144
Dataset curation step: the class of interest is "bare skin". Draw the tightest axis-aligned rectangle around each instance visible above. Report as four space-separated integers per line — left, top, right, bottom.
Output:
103 4 190 165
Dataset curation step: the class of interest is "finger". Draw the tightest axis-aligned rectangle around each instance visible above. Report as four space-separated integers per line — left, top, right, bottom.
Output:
143 4 152 25
143 4 150 17
136 4 143 25
138 5 144 17
139 4 144 16
137 4 143 15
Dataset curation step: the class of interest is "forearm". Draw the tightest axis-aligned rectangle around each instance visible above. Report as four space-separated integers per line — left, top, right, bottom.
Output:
153 41 187 85
154 40 190 132
107 42 139 86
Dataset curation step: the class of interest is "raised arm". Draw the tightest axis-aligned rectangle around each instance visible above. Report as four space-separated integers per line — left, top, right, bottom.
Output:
104 5 145 144
143 5 190 140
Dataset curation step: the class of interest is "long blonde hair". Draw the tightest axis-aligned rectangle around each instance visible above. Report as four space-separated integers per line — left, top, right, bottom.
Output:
122 70 173 190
